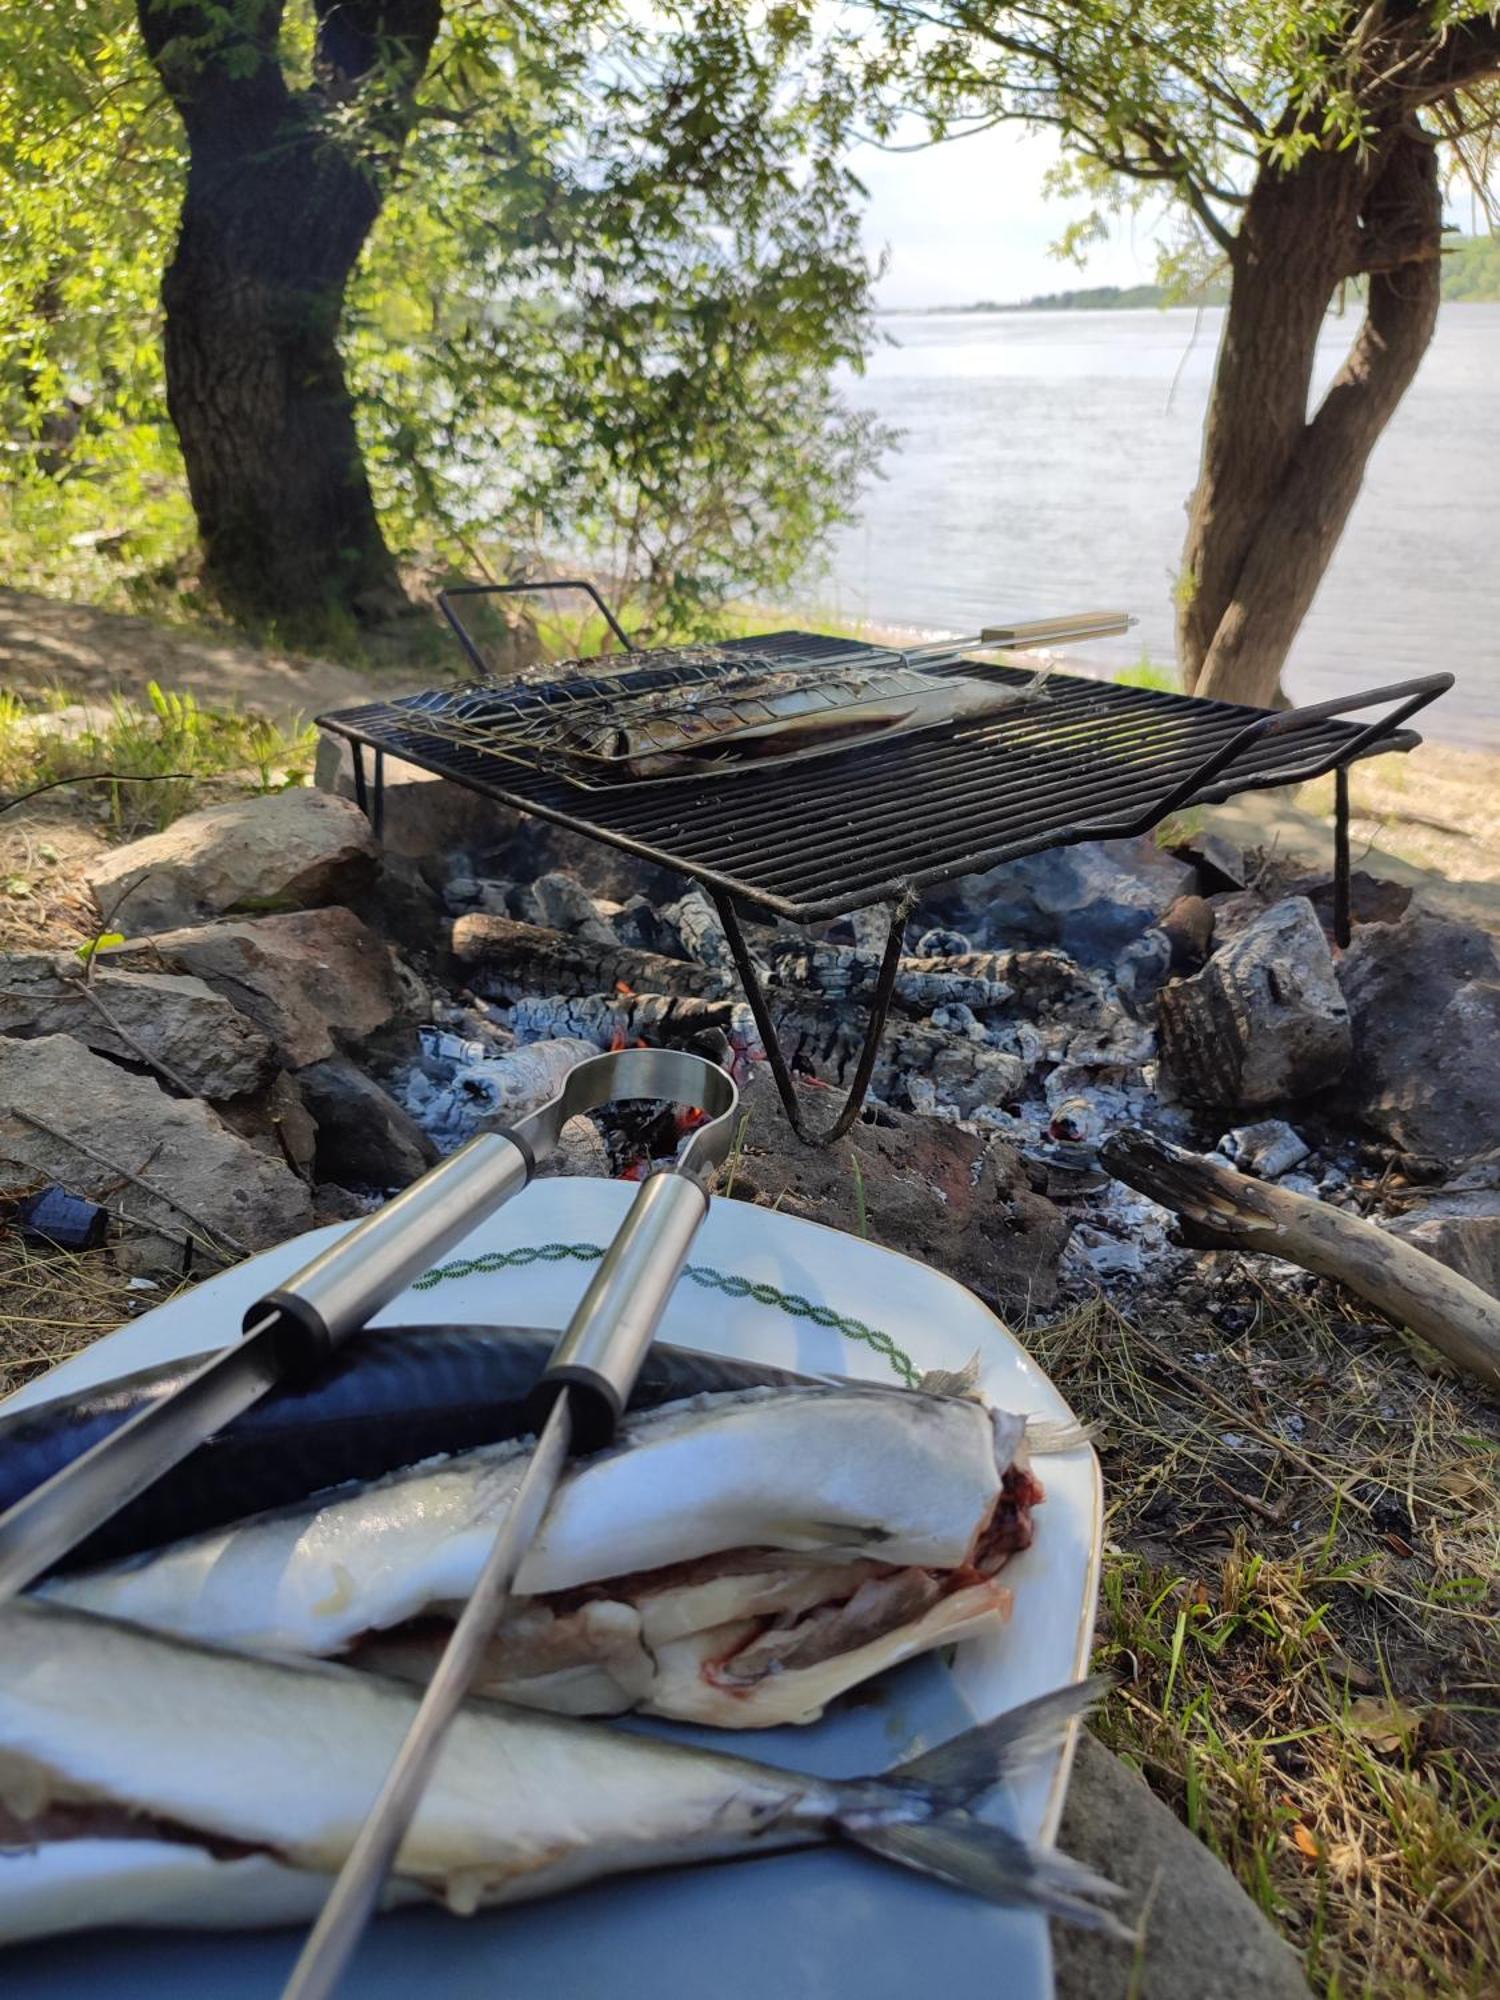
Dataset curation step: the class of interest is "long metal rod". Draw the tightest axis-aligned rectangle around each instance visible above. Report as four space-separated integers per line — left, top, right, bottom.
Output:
1333 765 1352 949
283 1394 574 2000
0 1312 279 1600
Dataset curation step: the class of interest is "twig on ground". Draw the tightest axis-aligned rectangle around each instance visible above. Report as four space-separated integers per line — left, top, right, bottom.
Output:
64 977 198 1098
11 1109 246 1260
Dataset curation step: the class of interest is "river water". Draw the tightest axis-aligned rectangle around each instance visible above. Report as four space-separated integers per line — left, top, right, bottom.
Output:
821 304 1500 746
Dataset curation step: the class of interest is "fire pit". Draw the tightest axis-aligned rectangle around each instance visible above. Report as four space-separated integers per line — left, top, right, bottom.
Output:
318 581 1451 1142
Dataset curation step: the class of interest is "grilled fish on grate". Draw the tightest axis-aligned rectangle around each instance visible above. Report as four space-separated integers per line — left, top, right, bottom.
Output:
398 635 1056 785
555 660 1052 777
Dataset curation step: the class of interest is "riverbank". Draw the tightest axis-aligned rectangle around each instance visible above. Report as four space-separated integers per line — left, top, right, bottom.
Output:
5 586 1496 936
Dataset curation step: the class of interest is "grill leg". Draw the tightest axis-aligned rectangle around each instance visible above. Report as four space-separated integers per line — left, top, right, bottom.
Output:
711 888 910 1148
351 743 370 821
1333 764 1351 948
371 747 386 843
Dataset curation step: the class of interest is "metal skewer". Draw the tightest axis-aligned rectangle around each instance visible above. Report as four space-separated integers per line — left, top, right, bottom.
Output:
282 1048 738 1998
0 1047 732 1601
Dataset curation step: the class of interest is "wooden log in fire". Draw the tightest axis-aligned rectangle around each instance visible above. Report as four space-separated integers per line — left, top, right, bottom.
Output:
761 939 1015 1012
1102 1128 1500 1393
451 914 731 1001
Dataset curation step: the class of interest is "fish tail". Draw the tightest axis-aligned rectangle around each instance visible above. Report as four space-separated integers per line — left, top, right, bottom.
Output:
1022 1415 1094 1455
831 1678 1135 1939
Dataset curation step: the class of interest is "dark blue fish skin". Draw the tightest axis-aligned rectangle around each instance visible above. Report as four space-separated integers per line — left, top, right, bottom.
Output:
0 1328 813 1574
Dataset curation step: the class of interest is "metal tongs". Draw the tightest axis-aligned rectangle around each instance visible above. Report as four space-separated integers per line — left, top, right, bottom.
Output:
0 1048 738 1989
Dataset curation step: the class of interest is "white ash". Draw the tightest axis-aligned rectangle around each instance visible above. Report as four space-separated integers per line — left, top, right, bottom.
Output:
398 1034 597 1149
1218 1120 1311 1180
529 871 618 950
664 886 739 974
506 990 762 1053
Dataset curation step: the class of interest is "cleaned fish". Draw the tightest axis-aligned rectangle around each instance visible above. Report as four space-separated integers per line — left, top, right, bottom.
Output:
44 1385 1044 1728
0 1601 1128 1943
0 1327 813 1572
563 660 1052 777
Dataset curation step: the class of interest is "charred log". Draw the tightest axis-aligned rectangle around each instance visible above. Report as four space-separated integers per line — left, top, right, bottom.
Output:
761 939 1015 1012
451 915 731 1002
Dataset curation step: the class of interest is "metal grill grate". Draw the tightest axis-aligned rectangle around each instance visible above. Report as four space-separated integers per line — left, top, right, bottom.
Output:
319 631 1446 923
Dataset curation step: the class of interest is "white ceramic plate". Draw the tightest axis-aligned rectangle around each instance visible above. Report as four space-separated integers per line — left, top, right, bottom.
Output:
1 1180 1100 2000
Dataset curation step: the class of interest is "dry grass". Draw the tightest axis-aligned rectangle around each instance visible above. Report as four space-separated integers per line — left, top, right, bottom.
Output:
1027 1277 1500 1998
0 1232 187 1400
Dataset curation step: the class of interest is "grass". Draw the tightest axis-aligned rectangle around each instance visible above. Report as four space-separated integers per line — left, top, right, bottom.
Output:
1025 1284 1500 1998
0 682 316 838
0 681 319 953
0 1232 189 1401
1114 652 1179 693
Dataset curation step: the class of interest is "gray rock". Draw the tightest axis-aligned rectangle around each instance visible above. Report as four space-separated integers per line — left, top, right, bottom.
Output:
1174 827 1250 889
1206 888 1272 947
528 870 617 949
1337 912 1500 1162
1158 897 1351 1108
1382 1186 1500 1301
296 1056 438 1190
316 737 669 901
0 1035 312 1256
317 727 537 864
1055 1733 1311 2000
103 908 405 1068
215 1070 319 1179
0 952 274 1098
85 788 377 934
935 837 1196 964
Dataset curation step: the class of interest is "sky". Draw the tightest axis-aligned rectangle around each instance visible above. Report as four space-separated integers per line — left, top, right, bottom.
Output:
852 122 1177 310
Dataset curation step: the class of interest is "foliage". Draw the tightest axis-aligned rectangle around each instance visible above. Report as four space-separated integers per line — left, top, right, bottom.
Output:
1443 230 1500 300
0 682 316 836
0 6 192 609
855 2 1500 270
353 3 889 638
1028 1290 1500 1999
0 2 887 637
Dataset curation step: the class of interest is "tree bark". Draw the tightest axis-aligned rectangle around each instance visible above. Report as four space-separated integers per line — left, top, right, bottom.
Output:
1179 128 1443 708
138 0 440 630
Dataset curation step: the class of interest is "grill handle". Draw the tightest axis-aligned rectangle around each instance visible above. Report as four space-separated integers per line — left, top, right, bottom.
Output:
1141 671 1453 829
437 578 635 679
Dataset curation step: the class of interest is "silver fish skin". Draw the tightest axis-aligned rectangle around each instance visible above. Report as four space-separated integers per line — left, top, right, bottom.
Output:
0 1601 1129 1944
41 1388 1027 1723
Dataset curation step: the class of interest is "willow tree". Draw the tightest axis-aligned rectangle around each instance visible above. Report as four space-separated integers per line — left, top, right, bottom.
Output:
3 4 883 636
864 2 1500 705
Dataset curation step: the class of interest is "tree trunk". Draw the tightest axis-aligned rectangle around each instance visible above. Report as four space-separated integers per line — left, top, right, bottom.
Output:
163 128 399 628
1179 129 1442 708
138 0 440 631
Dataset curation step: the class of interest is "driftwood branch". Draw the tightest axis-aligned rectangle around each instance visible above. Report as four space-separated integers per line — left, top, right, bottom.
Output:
1102 1129 1500 1393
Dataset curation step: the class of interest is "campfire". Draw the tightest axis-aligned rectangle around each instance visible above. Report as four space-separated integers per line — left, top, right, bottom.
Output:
2 624 1498 1998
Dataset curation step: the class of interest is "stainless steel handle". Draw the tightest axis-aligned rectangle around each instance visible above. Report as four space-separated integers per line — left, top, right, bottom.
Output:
529 1169 711 1451
980 611 1133 648
251 1131 533 1370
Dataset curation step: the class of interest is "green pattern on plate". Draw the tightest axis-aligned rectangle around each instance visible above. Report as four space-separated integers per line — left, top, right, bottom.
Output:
410 1241 918 1385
